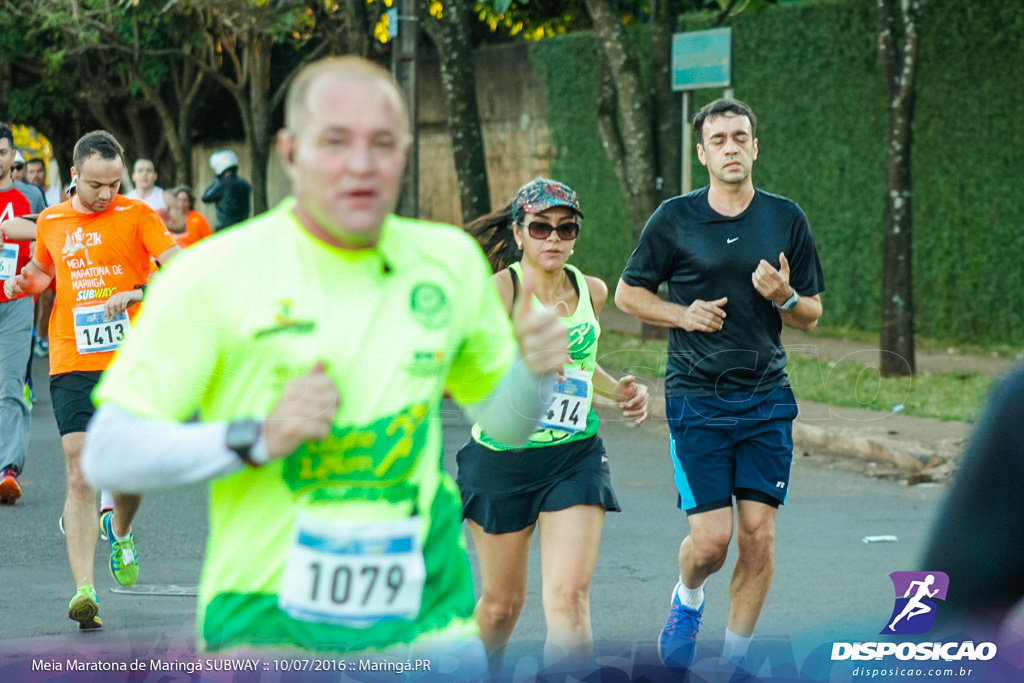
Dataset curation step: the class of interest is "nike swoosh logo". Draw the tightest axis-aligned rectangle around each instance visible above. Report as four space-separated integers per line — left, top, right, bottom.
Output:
727 237 739 243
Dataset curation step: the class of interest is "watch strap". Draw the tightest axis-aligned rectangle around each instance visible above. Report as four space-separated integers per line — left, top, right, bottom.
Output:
226 419 263 467
777 290 799 312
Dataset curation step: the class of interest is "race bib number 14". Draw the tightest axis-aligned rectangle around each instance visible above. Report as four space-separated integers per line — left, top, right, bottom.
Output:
539 368 590 434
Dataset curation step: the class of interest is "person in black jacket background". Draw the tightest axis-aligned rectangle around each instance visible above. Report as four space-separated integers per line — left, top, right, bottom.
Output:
202 150 251 231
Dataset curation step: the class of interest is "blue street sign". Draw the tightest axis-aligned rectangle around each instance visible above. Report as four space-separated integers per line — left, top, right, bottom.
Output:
671 28 732 91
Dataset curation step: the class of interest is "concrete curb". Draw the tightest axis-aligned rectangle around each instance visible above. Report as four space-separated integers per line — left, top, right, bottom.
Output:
790 421 964 475
595 390 968 484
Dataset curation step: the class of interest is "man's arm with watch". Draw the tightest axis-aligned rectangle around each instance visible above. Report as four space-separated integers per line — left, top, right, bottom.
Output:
82 353 555 491
775 289 822 331
82 361 340 491
752 251 822 332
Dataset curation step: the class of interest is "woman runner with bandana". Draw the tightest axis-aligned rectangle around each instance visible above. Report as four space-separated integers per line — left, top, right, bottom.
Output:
458 177 649 674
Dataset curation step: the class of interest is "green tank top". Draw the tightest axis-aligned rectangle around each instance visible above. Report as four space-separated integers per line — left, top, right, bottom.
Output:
473 262 602 450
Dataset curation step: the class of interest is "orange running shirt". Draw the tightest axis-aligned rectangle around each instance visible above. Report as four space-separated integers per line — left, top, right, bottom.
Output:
177 210 212 248
34 194 177 374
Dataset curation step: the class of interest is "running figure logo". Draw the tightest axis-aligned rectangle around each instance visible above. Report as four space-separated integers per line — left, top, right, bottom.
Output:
881 571 949 635
62 227 93 265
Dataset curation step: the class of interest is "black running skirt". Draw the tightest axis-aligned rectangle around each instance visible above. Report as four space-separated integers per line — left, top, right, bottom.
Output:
455 435 621 534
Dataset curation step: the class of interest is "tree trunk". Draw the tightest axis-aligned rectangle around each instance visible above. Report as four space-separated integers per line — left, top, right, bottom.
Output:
133 62 205 187
586 0 664 339
134 78 189 185
125 101 153 167
218 30 273 216
422 0 491 224
343 0 371 58
877 0 924 377
584 0 660 239
649 0 681 202
173 66 205 187
594 48 625 188
248 33 274 215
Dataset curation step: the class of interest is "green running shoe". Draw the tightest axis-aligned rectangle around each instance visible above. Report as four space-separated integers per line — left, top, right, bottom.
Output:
68 584 102 630
100 510 139 587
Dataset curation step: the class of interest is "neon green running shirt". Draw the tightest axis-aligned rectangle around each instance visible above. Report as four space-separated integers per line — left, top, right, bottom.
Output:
474 262 601 450
93 199 518 653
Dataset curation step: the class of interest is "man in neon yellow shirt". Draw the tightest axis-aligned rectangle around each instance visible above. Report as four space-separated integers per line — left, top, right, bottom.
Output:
82 57 568 662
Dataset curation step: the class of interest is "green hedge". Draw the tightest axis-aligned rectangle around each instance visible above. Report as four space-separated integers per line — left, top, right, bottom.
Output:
530 33 639 289
529 0 1024 346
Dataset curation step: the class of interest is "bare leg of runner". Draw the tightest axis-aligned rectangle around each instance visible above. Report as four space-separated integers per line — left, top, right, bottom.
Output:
681 507 733 590
467 520 534 671
538 504 605 666
62 432 98 587
110 492 142 537
727 500 777 637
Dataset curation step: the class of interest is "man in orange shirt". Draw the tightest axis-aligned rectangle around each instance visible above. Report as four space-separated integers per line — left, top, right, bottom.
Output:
3 130 180 630
170 185 212 248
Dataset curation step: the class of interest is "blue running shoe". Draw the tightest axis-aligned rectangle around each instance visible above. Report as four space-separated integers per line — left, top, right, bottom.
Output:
658 581 703 671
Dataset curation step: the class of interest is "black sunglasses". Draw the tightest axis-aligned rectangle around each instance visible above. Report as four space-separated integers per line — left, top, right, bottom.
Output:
526 221 580 240
11 164 23 171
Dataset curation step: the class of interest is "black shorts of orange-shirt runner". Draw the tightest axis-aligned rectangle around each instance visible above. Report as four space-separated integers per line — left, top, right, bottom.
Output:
456 434 621 535
50 370 104 436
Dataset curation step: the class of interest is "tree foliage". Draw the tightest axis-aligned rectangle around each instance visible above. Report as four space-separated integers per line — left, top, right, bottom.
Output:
3 1 213 183
1 0 377 209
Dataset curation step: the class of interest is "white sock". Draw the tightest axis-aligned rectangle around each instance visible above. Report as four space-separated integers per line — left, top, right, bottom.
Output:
107 510 132 541
100 490 114 510
722 628 752 662
676 578 705 610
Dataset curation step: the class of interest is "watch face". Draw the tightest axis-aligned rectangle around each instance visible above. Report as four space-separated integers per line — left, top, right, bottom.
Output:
227 419 260 451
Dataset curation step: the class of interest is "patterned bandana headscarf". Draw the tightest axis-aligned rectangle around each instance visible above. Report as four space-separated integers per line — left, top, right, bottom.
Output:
510 177 584 224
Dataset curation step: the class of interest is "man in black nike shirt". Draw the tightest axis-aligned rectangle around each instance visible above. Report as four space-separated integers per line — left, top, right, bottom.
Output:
616 98 826 672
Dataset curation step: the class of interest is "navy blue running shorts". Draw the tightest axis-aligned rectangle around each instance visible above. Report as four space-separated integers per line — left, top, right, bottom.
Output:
666 384 798 514
50 371 104 436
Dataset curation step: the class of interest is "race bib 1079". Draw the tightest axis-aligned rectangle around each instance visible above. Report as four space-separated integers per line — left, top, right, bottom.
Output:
278 515 426 628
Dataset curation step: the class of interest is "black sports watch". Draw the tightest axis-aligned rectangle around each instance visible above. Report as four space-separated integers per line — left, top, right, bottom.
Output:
226 419 263 467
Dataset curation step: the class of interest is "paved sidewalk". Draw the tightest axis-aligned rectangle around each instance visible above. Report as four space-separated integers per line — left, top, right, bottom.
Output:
597 307 1018 483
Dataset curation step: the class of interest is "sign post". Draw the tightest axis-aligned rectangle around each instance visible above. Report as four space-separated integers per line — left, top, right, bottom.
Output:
671 28 733 194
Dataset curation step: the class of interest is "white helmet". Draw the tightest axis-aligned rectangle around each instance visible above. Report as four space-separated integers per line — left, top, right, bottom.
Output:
209 150 239 176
